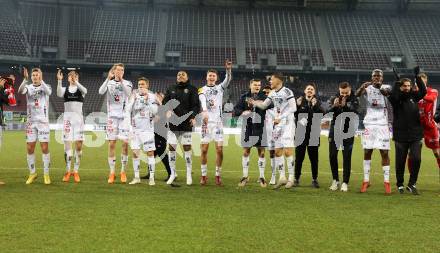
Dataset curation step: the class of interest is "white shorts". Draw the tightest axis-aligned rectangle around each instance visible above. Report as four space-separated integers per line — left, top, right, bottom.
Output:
362 124 391 150
106 118 129 141
63 118 84 141
272 122 295 149
167 131 192 146
201 122 224 144
26 122 50 143
130 131 156 152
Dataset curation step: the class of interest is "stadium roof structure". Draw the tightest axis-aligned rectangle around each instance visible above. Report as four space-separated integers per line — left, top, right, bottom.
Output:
14 0 440 11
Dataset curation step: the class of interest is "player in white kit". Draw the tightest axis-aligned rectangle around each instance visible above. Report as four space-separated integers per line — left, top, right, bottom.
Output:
250 73 297 189
263 85 278 185
355 69 392 194
125 77 158 186
57 69 87 183
18 67 52 185
198 60 232 186
99 63 133 184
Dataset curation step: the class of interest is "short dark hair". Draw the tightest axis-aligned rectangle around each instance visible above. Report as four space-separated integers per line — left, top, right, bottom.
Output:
249 78 261 85
271 72 284 82
339 82 351 89
263 85 271 90
207 69 218 75
138 77 150 85
305 82 317 90
400 78 411 86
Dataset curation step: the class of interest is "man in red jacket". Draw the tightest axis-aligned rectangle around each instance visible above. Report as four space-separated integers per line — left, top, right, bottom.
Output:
411 73 440 171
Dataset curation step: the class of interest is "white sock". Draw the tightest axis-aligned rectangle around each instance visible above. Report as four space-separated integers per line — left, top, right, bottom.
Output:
169 151 176 176
286 155 294 181
242 156 250 178
74 151 82 172
108 157 116 174
270 157 276 177
383 165 390 183
121 154 128 172
258 157 265 179
201 164 207 176
133 158 140 179
65 149 72 172
215 166 221 177
184 151 192 176
363 160 371 182
275 156 285 179
148 156 155 180
27 153 36 174
42 153 50 175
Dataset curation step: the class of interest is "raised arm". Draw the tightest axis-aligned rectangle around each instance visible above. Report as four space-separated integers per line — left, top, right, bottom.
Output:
40 81 52 96
56 70 65 98
219 60 232 90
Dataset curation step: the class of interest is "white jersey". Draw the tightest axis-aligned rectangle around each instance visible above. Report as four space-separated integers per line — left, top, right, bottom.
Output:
267 86 296 125
363 85 390 126
100 79 133 119
199 71 231 124
25 84 51 123
126 91 158 133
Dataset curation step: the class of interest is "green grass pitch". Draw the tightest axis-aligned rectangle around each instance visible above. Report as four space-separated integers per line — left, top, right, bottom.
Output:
0 131 439 252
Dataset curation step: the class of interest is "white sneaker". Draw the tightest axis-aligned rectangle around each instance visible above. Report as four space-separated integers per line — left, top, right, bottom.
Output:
340 183 348 192
149 178 155 186
274 176 287 189
186 174 192 186
129 178 141 185
329 180 339 191
285 180 294 189
167 173 176 185
269 175 276 185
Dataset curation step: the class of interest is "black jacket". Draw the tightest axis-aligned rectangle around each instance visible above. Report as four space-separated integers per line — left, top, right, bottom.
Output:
327 92 359 140
233 90 268 137
294 95 325 146
388 77 427 142
163 81 200 132
0 87 10 126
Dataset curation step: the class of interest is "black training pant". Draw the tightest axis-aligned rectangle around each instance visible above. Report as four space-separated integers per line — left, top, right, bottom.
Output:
329 138 354 184
295 145 319 180
395 140 422 187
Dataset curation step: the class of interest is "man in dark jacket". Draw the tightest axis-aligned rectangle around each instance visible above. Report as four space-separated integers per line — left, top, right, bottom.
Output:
162 70 200 185
293 83 325 188
328 82 359 192
388 67 427 195
234 79 268 187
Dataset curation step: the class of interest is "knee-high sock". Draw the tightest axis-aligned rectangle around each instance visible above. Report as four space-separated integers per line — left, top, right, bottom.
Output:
148 156 155 180
108 157 116 174
184 151 192 177
64 147 72 172
169 151 176 176
121 154 128 172
275 156 285 179
74 150 82 172
42 153 50 175
133 157 140 178
383 165 390 183
286 156 294 181
242 155 250 178
258 157 265 179
27 154 36 174
363 160 371 182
